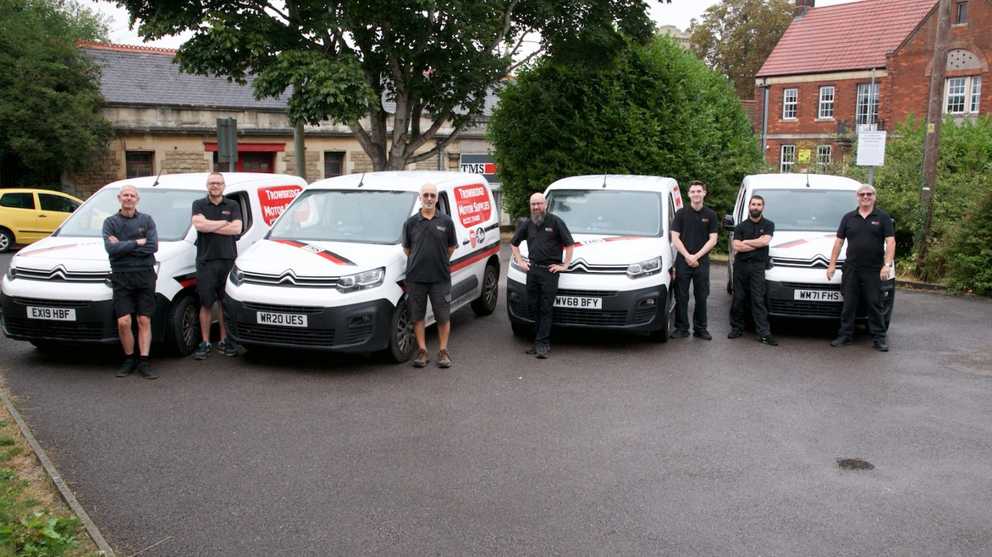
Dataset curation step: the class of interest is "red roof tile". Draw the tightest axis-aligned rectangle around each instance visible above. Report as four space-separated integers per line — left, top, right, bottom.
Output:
75 40 177 56
756 0 936 77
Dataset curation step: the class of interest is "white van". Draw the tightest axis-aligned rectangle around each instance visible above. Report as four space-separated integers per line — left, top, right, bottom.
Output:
222 171 501 361
1 173 305 354
724 173 895 324
505 175 682 341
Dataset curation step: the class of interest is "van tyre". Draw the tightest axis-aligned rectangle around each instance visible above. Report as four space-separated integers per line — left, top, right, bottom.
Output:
165 295 200 356
387 300 416 363
649 292 674 343
0 228 13 253
471 263 499 316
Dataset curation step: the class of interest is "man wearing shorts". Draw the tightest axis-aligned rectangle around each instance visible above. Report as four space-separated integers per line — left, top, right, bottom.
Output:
191 172 243 359
103 184 159 379
402 183 458 368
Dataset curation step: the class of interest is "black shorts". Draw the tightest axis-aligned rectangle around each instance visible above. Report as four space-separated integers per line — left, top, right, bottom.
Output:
197 259 235 307
111 269 157 318
407 281 452 323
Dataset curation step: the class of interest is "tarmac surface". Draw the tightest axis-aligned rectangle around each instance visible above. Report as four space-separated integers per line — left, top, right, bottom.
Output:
1 248 991 556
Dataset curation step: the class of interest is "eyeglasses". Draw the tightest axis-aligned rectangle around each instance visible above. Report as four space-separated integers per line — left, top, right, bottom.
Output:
421 193 437 199
857 192 875 197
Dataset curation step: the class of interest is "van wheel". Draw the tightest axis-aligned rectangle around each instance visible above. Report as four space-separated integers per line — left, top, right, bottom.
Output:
166 295 200 356
510 320 533 339
649 293 674 343
471 263 499 316
387 301 416 363
0 228 13 253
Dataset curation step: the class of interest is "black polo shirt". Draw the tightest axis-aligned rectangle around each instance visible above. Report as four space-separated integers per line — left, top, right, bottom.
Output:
837 207 894 269
671 205 719 262
192 196 242 262
402 211 458 283
511 213 575 265
733 217 775 264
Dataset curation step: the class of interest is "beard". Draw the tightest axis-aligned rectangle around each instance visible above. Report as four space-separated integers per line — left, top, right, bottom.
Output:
749 209 762 219
531 212 545 225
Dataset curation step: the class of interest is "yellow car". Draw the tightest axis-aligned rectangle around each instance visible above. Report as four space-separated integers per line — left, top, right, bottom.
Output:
0 188 83 252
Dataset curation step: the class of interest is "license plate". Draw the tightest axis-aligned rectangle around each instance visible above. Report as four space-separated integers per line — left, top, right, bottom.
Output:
27 306 77 321
553 296 602 310
256 311 308 327
793 289 843 302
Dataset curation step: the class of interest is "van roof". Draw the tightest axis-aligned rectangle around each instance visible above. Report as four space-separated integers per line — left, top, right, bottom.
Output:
546 175 678 192
101 172 306 192
308 171 488 192
742 173 863 190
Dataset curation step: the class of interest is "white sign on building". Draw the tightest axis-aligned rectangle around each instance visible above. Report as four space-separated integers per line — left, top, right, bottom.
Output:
857 130 887 167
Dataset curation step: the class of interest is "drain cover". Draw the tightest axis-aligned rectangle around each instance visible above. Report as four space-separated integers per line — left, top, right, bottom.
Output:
837 458 875 470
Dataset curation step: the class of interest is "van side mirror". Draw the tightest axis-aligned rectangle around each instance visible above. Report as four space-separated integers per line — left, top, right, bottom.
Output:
722 214 735 231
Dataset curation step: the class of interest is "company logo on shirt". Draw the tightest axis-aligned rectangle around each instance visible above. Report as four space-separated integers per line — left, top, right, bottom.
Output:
436 225 447 232
222 210 231 216
544 227 553 232
871 220 880 226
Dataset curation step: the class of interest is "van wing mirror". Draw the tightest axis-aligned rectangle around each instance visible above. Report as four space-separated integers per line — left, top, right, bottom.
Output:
722 214 735 231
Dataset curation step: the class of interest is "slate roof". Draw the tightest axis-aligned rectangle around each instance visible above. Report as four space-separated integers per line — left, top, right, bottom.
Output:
756 0 937 77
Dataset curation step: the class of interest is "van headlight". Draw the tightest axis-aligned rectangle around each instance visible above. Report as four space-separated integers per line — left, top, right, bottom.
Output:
627 257 662 278
229 265 244 287
337 267 385 292
4 266 16 281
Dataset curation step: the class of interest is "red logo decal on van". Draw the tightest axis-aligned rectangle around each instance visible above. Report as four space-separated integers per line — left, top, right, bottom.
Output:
454 184 492 228
258 185 303 226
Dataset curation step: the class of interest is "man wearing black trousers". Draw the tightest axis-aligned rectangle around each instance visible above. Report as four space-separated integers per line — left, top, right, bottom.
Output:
728 195 777 346
670 181 719 340
826 184 896 352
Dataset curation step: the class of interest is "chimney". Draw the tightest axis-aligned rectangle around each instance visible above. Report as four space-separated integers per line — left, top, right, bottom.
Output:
794 0 815 17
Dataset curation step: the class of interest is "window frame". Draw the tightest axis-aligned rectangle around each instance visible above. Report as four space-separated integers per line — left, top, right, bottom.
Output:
38 193 78 213
782 88 799 120
970 76 981 114
943 76 983 115
855 82 880 126
0 192 37 210
125 151 155 179
780 144 797 173
817 86 835 120
954 1 968 24
323 151 345 178
816 145 832 168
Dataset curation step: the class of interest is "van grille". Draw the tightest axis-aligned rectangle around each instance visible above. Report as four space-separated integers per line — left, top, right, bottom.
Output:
4 317 106 340
768 299 843 318
12 267 110 283
232 322 334 347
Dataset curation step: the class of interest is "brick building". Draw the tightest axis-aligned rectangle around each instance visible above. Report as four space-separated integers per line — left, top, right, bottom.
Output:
754 0 990 172
68 42 500 197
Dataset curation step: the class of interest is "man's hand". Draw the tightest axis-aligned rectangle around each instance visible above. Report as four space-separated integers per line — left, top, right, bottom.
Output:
108 235 119 244
685 254 697 267
136 238 146 246
826 263 836 281
549 263 568 273
516 258 530 272
880 265 892 281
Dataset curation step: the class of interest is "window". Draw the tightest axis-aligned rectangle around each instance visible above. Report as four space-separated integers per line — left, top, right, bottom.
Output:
818 86 835 119
782 88 798 120
546 190 663 237
125 151 154 179
0 192 35 209
955 1 968 24
780 145 796 173
268 190 418 245
225 192 252 234
816 145 832 168
39 193 78 213
855 83 880 126
944 76 982 114
56 188 204 240
323 152 345 178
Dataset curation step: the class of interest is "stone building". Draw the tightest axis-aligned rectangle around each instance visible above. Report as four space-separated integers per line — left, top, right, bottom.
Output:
753 0 990 172
69 41 500 198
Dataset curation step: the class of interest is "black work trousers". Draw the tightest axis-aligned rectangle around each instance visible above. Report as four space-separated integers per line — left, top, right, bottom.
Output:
838 265 887 340
730 260 771 337
674 258 710 333
526 266 560 349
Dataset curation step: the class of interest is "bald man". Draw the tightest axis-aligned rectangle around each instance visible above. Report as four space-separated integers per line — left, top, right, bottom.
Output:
511 192 574 358
103 184 159 379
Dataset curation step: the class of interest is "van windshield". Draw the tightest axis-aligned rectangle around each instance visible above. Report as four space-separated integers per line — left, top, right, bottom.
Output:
752 189 855 232
56 188 205 241
546 189 662 236
269 190 418 244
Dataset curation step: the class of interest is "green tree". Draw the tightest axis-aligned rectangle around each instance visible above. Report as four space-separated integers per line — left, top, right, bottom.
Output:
0 0 112 185
490 35 763 218
117 0 662 171
688 0 793 99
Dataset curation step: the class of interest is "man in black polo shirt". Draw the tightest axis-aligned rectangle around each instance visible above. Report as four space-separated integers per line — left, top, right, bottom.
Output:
827 184 896 352
511 192 574 359
403 183 458 368
670 181 719 340
191 172 243 360
728 195 777 346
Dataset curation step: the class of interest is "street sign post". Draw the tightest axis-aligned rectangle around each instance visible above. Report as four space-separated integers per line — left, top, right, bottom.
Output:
216 118 238 172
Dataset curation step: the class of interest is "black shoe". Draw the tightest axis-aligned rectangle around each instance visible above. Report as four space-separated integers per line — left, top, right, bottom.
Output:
670 330 690 339
693 329 713 341
727 329 744 339
758 335 778 346
116 358 136 378
193 341 211 360
135 360 157 380
218 338 240 357
873 338 889 352
525 347 538 355
830 336 852 347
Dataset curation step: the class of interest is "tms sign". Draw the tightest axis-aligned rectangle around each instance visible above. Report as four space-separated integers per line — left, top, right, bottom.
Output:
459 154 498 184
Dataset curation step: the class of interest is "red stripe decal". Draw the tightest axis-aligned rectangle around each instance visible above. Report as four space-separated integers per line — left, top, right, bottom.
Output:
179 278 197 288
572 236 641 248
772 239 807 249
272 239 355 265
18 241 101 257
450 245 500 272
317 251 348 265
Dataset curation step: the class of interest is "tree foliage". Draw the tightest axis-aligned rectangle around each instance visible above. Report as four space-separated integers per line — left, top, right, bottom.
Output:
116 0 660 170
0 0 112 185
489 35 763 218
688 0 793 99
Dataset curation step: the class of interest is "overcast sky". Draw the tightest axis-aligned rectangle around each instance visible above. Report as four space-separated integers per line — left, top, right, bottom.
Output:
81 0 860 49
